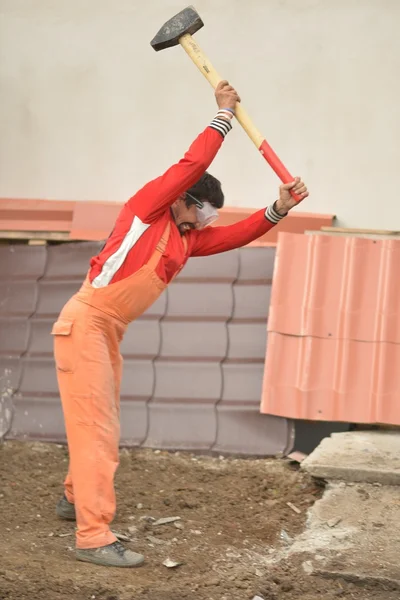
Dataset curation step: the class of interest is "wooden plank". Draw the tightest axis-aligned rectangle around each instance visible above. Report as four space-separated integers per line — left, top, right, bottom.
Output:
28 239 47 246
0 230 72 241
321 226 400 236
305 230 400 240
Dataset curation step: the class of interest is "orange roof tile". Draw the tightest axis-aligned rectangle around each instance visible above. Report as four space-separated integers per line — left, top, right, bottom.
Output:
69 201 121 240
268 233 400 342
261 233 400 425
262 332 400 424
0 199 74 232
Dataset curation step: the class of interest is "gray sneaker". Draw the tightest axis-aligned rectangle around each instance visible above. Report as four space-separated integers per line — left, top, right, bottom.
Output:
56 495 76 521
76 541 144 568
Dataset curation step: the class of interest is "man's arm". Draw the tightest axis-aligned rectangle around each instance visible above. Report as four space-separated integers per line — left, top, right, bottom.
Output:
127 81 240 223
128 122 230 223
187 205 284 256
188 178 309 256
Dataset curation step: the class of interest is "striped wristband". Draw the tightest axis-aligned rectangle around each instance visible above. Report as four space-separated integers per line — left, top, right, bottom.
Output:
265 201 288 224
209 115 233 138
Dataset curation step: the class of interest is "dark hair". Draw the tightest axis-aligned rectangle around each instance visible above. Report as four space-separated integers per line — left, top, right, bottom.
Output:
185 172 224 209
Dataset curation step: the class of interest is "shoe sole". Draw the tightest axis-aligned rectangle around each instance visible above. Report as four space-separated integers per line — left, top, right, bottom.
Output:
56 510 76 521
76 554 144 568
56 514 76 521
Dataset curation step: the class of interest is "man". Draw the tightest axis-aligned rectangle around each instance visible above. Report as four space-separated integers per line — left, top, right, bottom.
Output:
52 81 308 568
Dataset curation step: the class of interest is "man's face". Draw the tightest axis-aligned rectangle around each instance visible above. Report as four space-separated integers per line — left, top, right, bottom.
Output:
172 194 219 235
172 198 199 235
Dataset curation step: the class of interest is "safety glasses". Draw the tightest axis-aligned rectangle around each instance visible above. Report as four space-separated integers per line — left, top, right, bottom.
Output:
185 192 219 230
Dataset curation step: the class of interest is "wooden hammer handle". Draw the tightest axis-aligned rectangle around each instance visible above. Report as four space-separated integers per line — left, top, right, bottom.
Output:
179 34 301 202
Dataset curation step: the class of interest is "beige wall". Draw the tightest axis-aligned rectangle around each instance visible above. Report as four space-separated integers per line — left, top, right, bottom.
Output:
0 0 399 228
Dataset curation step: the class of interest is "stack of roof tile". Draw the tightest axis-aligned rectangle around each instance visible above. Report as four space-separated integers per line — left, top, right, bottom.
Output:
261 233 400 426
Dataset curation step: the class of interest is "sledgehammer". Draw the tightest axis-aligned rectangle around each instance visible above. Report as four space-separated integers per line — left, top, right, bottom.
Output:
151 5 301 202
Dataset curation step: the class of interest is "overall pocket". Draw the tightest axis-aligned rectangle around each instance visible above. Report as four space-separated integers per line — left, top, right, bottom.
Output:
51 319 76 373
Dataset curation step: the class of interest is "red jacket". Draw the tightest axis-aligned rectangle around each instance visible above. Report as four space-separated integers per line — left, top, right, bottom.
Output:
89 118 279 287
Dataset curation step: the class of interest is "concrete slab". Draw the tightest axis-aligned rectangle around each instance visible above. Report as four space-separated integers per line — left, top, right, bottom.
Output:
287 482 400 586
301 431 400 485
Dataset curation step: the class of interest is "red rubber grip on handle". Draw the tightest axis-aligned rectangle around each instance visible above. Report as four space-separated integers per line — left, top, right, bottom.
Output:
259 139 301 203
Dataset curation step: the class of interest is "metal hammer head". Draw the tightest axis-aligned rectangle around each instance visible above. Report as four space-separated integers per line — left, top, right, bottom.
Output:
150 6 204 51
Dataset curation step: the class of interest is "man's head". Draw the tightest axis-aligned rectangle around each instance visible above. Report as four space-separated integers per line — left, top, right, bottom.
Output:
171 172 224 235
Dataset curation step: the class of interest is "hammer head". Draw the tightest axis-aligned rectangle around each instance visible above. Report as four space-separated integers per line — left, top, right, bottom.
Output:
150 6 204 51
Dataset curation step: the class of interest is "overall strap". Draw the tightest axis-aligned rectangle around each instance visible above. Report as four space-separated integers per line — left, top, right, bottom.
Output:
146 221 171 271
169 234 188 283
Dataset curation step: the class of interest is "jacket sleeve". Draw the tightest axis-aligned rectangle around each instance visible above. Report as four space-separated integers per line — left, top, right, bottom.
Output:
187 207 284 257
127 117 232 223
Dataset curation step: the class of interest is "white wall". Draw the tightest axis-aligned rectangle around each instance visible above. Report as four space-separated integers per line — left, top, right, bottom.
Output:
0 0 399 228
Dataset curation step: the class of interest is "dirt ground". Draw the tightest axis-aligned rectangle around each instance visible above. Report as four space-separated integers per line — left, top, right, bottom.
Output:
0 441 397 600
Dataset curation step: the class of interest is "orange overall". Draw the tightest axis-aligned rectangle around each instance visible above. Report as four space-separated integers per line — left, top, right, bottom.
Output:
52 223 176 549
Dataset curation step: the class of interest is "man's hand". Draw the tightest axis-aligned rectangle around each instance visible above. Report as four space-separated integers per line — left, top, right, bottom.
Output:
274 177 309 215
215 80 241 113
